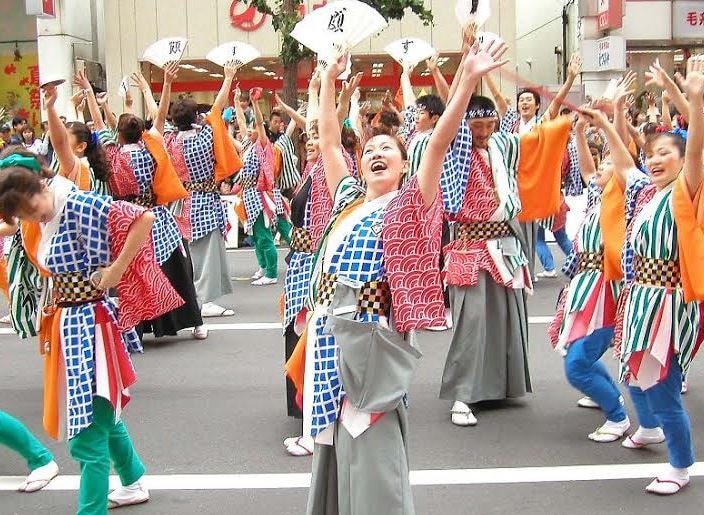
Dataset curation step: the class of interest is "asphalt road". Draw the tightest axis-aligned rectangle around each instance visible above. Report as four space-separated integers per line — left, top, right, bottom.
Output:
2 249 704 515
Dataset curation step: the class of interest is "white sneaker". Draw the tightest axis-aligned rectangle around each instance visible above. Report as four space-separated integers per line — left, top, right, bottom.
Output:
450 401 477 426
252 276 278 286
251 268 265 280
108 480 150 509
536 269 558 278
577 396 600 409
18 460 58 493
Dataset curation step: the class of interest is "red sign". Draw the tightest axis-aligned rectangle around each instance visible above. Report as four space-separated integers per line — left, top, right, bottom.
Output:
597 0 623 31
42 0 54 16
229 1 267 32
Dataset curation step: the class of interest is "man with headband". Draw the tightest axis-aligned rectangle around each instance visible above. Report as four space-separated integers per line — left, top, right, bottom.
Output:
439 94 572 426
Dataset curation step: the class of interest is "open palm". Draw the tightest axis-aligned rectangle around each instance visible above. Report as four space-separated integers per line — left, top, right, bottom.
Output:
464 42 508 77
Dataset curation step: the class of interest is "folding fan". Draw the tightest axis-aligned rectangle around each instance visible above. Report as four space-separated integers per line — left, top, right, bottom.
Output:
384 38 436 70
291 0 388 59
117 76 130 98
477 31 503 50
206 41 260 68
142 37 188 68
455 0 491 28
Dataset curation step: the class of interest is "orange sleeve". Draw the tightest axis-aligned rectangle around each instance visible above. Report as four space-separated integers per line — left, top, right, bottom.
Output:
599 176 627 281
285 325 307 394
673 174 704 303
517 116 572 222
142 131 188 205
206 108 243 183
0 258 8 300
21 222 51 277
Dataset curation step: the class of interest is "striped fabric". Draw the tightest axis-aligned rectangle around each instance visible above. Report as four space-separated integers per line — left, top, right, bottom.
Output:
275 134 301 191
404 131 430 186
6 232 40 338
619 184 701 383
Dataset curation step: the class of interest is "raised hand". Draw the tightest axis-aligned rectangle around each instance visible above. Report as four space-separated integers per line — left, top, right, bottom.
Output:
130 71 150 92
614 70 637 107
224 60 238 80
309 68 321 92
96 92 109 107
677 55 704 100
164 61 179 84
42 85 58 109
323 53 349 82
462 21 478 53
644 59 667 89
341 72 363 98
70 90 86 108
580 103 610 130
426 52 439 73
567 53 582 78
73 69 91 91
463 40 509 77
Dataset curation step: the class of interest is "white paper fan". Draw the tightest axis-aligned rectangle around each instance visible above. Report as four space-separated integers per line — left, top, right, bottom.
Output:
384 38 435 70
142 37 188 68
316 54 353 81
206 41 260 68
291 0 388 59
455 0 491 28
477 31 503 50
117 76 130 98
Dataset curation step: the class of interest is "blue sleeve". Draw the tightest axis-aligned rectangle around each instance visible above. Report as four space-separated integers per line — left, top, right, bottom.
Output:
440 122 473 214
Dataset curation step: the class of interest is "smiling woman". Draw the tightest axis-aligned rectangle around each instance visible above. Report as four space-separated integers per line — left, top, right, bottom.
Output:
284 40 509 515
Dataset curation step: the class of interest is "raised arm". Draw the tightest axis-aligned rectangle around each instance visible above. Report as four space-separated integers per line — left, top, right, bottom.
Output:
97 93 118 130
154 62 178 134
661 90 673 129
426 54 449 103
306 69 321 132
400 66 416 108
484 73 508 118
337 72 363 126
213 62 237 113
233 87 248 142
678 58 704 196
131 71 159 121
417 41 508 207
42 86 77 174
252 96 267 144
274 93 306 129
582 105 635 187
613 71 637 146
320 54 353 197
66 90 86 123
545 53 581 121
573 115 596 184
74 70 103 132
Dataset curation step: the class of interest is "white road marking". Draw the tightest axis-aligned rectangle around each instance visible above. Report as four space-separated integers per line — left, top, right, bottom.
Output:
0 462 702 491
0 317 556 336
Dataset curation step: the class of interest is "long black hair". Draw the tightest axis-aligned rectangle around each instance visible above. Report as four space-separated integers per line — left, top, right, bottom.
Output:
67 122 111 182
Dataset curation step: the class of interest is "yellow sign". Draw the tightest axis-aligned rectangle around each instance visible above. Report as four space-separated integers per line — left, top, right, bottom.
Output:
0 53 41 130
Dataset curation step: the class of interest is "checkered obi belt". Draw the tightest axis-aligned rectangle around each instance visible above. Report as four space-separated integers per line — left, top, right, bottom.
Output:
290 227 313 253
53 273 104 306
317 273 392 318
455 221 512 241
634 256 682 289
185 179 218 193
576 251 604 274
241 176 258 189
119 191 156 209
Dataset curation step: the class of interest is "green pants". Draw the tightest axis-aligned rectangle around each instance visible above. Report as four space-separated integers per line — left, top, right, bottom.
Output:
68 397 145 515
0 410 54 472
253 213 291 279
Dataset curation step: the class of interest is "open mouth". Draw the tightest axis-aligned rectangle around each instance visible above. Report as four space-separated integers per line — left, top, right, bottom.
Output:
650 167 664 177
370 160 387 174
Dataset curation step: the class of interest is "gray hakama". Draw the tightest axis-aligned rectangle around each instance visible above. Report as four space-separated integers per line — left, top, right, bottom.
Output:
189 229 233 305
520 221 538 278
306 404 415 515
439 271 531 403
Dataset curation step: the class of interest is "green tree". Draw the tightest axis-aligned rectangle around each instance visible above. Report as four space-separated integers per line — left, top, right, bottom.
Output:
243 0 433 106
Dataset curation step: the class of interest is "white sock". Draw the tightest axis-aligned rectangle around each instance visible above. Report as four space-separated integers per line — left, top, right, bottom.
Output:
633 426 664 442
602 417 630 430
664 465 690 482
452 401 470 413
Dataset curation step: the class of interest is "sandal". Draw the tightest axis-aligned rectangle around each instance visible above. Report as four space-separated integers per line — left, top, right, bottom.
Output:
451 409 477 427
645 477 689 495
588 419 630 443
201 303 235 318
285 436 313 457
192 326 209 340
622 433 666 449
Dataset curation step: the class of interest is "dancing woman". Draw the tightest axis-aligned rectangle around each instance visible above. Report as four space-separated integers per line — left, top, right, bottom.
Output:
86 66 204 340
288 41 508 514
163 63 242 320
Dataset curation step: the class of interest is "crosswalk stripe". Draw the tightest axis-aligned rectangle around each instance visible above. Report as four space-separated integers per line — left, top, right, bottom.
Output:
1 462 702 491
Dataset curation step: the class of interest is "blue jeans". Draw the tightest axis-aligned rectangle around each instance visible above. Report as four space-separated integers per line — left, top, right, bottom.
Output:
565 327 626 423
537 226 573 272
628 361 695 469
